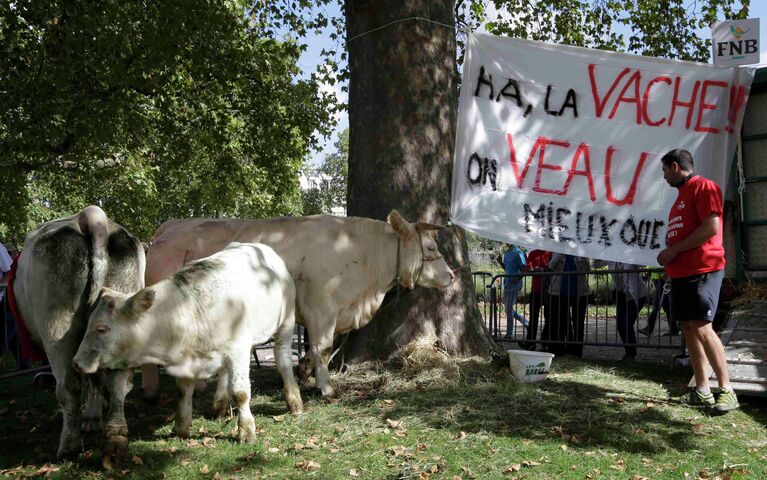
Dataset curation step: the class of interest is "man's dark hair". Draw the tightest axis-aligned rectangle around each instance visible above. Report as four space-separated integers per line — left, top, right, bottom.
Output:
661 149 694 171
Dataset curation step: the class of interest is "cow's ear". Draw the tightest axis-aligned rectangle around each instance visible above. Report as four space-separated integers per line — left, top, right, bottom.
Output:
127 288 155 315
388 210 415 239
415 222 445 232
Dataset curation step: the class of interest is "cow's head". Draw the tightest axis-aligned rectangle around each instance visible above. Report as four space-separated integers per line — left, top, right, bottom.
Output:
388 210 455 289
73 286 156 374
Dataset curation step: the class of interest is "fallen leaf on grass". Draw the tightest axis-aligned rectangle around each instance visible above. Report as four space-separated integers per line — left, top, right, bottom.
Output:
272 415 285 422
383 399 395 405
202 437 216 447
503 464 521 473
419 473 430 480
33 465 61 476
200 464 210 474
692 424 705 434
416 443 427 452
268 447 280 453
0 467 22 476
349 468 360 477
455 431 467 440
213 473 221 480
630 475 649 480
131 455 143 465
522 461 541 468
295 460 321 471
386 418 403 429
180 460 192 466
389 446 408 457
570 465 578 471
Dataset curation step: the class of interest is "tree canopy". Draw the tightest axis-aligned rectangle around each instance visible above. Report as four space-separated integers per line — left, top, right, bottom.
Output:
0 0 338 242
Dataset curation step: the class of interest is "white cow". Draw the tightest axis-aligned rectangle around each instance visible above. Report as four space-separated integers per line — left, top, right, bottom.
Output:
13 206 145 462
73 242 303 444
141 210 455 400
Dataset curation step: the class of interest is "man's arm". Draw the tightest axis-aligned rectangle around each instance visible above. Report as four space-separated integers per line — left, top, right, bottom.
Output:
657 214 719 266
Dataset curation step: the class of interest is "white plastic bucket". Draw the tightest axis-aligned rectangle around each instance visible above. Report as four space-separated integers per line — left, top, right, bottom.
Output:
507 350 554 383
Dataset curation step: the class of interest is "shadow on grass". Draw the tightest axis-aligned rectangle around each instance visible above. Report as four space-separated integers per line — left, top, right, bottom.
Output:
328 357 727 456
0 368 286 477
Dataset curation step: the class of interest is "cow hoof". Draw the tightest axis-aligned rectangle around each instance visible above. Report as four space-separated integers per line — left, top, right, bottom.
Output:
210 401 229 418
238 428 257 444
102 435 129 470
321 386 336 399
56 437 83 460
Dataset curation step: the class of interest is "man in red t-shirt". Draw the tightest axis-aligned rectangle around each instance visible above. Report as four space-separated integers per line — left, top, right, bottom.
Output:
657 149 737 413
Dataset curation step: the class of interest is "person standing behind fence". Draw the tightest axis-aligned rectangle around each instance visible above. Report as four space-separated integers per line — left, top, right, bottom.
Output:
638 272 678 337
0 243 12 299
496 244 528 339
544 254 589 357
658 148 737 413
594 261 648 361
518 249 551 351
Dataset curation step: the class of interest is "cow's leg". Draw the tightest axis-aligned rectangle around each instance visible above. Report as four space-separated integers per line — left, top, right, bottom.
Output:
141 364 160 402
303 319 335 398
81 373 104 433
228 353 256 444
275 322 303 414
210 369 230 418
50 352 83 458
102 369 132 470
175 378 196 438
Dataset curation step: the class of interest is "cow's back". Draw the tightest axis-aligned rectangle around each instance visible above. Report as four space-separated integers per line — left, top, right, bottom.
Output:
146 215 380 284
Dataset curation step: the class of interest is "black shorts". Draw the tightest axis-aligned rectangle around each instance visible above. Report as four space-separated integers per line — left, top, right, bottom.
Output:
670 270 723 323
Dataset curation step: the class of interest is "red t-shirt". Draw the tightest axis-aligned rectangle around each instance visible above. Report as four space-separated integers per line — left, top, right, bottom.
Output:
526 249 552 293
664 175 725 278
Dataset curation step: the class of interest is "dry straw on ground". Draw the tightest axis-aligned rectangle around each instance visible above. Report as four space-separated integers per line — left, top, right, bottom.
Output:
330 335 496 398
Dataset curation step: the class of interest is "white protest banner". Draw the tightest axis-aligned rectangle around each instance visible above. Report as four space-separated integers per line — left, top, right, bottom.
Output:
712 18 760 66
451 33 756 265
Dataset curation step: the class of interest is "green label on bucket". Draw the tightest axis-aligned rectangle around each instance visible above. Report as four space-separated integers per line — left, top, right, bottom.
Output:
525 362 549 376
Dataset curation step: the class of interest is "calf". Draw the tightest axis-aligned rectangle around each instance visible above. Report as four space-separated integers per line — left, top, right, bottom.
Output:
73 242 302 443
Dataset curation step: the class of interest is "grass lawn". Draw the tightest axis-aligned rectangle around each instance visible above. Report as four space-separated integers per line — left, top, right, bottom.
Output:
1 350 766 479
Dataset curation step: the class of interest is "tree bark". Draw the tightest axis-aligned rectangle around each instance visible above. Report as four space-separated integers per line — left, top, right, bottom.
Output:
343 0 498 362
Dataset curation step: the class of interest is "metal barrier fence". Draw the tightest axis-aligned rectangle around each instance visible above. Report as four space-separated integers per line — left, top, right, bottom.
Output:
473 268 686 358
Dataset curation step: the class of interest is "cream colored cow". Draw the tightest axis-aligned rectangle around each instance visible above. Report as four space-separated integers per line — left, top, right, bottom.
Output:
141 210 455 400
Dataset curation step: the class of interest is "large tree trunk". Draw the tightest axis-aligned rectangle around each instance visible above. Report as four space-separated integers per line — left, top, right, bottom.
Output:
342 0 498 362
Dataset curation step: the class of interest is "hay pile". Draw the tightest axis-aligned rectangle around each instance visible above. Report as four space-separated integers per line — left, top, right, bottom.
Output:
330 335 499 399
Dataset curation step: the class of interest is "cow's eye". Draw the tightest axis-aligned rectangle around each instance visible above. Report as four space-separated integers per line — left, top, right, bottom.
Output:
96 325 110 335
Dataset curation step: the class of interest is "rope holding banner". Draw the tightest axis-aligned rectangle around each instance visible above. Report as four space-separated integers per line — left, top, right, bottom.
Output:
347 16 465 43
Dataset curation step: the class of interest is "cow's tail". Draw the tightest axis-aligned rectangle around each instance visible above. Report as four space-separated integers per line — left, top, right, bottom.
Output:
78 205 110 306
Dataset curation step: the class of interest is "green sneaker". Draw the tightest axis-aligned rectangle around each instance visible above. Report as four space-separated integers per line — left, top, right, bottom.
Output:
713 389 739 413
678 389 715 408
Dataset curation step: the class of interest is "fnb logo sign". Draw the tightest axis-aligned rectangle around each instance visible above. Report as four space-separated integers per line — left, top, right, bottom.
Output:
712 19 760 66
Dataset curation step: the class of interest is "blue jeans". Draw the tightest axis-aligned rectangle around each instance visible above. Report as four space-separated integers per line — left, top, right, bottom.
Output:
504 281 528 334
